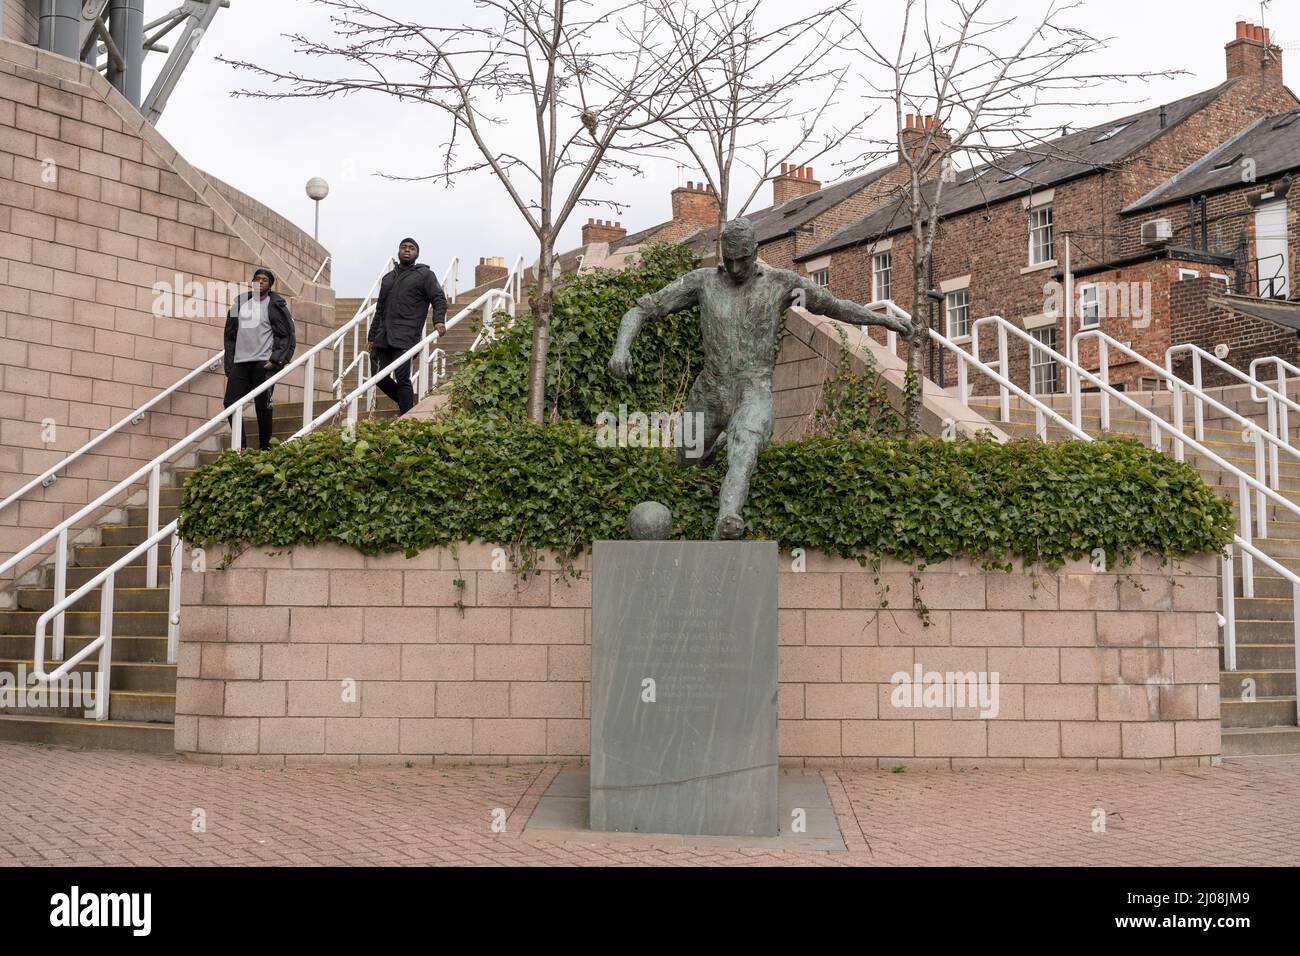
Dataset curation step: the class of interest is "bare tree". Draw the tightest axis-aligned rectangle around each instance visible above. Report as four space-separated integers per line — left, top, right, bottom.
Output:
222 0 723 424
842 0 1182 434
650 0 866 246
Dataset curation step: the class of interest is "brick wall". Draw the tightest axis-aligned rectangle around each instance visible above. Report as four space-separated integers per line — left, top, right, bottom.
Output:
202 171 332 288
0 38 336 581
813 52 1298 397
1168 276 1296 387
178 541 1220 769
1 0 37 45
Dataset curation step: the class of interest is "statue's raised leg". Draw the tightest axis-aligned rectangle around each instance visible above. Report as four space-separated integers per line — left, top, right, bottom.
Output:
713 395 773 540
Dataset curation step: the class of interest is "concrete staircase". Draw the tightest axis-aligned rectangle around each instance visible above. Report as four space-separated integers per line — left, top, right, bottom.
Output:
0 396 401 752
965 388 1300 756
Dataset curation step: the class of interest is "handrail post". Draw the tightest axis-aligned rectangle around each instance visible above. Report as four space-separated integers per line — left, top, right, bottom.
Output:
167 533 182 664
957 352 968 407
1255 432 1268 539
1171 381 1185 462
997 324 1009 422
1098 340 1110 431
1070 334 1083 431
1239 475 1254 597
89 574 114 720
1222 550 1237 672
53 528 67 660
1277 364 1291 448
231 405 243 452
1294 580 1300 726
1192 352 1204 441
146 465 160 589
1266 396 1279 490
303 355 315 430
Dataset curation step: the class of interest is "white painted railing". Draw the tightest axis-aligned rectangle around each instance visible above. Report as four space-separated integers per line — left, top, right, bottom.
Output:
311 255 332 284
0 350 222 521
1250 355 1300 452
28 282 516 719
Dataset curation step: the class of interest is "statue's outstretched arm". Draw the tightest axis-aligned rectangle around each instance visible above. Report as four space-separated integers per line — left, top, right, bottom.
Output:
609 271 704 379
791 275 913 337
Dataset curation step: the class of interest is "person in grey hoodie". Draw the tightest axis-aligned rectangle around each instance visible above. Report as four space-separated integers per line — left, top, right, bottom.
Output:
367 237 447 413
223 267 296 450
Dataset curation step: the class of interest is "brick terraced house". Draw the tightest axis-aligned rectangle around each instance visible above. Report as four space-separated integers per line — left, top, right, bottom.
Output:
793 21 1298 394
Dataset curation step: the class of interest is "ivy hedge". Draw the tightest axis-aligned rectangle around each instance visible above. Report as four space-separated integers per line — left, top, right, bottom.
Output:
178 415 1234 567
450 242 707 422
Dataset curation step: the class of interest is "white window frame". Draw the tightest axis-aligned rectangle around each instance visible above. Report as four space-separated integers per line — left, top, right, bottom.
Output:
1028 206 1054 266
945 288 970 341
1030 326 1058 395
1078 283 1100 328
1210 272 1231 289
872 251 892 302
1178 268 1200 280
811 268 830 287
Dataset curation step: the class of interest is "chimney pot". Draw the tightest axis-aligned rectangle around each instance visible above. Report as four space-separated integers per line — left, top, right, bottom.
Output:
686 181 694 190
805 166 814 180
781 162 789 175
1236 21 1248 39
905 113 913 129
1263 27 1271 45
1253 25 1264 42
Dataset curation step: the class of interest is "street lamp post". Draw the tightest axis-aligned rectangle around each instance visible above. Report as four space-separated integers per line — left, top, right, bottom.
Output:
306 177 330 241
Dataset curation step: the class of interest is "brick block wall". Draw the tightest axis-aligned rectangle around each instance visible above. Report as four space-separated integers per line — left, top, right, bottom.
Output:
1168 276 1296 387
0 38 336 581
201 171 331 288
178 541 1220 770
1 0 37 45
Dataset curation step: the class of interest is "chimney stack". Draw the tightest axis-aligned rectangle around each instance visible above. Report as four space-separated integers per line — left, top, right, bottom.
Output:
1226 19 1283 87
772 163 822 205
474 255 509 287
898 113 952 177
580 217 628 246
670 179 722 228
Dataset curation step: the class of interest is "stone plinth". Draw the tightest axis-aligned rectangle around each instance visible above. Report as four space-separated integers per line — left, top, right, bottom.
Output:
590 540 778 836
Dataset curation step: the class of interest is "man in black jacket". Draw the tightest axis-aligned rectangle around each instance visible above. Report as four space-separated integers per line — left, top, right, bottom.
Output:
367 237 447 413
223 267 296 450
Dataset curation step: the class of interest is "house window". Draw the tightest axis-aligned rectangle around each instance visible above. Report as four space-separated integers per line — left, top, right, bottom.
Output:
946 289 970 340
1210 272 1231 289
1030 327 1058 395
1078 284 1099 327
1028 206 1054 265
1178 268 1200 280
872 252 892 302
811 269 830 287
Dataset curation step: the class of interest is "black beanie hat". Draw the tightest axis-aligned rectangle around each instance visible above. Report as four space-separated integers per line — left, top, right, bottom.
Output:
252 267 276 288
400 237 420 255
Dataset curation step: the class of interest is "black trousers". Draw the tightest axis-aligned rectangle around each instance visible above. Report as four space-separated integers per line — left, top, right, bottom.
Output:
224 361 274 449
371 346 415 413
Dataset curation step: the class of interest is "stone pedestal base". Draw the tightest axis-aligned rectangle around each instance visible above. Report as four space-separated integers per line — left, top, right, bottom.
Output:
590 540 778 836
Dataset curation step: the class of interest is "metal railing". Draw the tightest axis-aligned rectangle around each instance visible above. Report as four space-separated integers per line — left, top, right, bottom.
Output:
0 350 222 522
311 255 332 284
932 313 1300 704
1250 355 1300 452
28 281 516 719
4 256 400 689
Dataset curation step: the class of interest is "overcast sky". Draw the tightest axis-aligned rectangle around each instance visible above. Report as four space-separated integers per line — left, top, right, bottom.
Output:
144 0 1299 294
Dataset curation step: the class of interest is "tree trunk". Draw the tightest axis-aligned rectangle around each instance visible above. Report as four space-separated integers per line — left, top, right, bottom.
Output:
526 240 555 424
904 240 927 436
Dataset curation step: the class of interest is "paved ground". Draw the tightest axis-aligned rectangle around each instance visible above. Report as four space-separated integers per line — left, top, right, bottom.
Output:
1 744 1297 866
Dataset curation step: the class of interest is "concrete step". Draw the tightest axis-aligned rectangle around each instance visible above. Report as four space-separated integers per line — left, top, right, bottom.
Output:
1224 643 1298 670
0 657 175 692
1220 668 1295 697
0 633 168 663
0 610 168 638
0 714 173 752
1220 696 1298 728
18 587 168 613
1223 620 1300 645
0 690 174 723
70 545 172 567
1230 597 1297 621
1221 724 1300 756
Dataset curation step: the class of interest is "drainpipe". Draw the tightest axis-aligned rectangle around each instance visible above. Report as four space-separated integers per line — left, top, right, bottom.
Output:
108 0 145 108
38 0 81 59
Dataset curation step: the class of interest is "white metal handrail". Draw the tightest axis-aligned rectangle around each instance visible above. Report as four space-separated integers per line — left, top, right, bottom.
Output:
311 255 332 284
1168 343 1300 484
1250 355 1300 452
0 349 222 520
30 282 516 720
310 287 515 435
1077 331 1297 539
5 257 401 666
933 315 1299 704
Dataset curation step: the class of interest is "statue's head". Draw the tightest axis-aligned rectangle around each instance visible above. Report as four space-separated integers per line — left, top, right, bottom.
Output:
719 218 758 285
